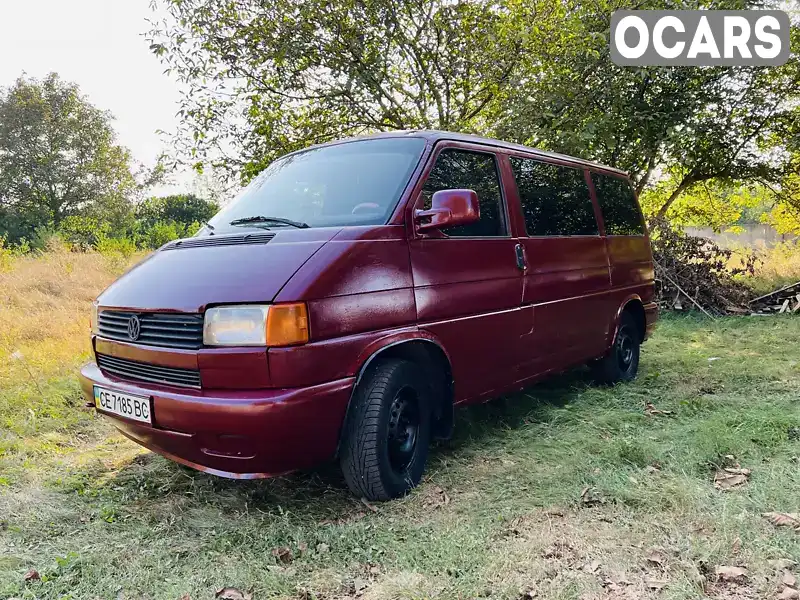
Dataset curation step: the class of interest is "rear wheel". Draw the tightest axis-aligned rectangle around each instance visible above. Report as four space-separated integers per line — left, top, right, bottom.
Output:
591 311 641 384
340 358 432 501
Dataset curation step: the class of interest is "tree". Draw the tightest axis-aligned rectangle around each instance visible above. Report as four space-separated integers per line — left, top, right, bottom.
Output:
496 0 800 219
135 194 219 230
150 0 799 220
0 73 137 242
147 0 571 181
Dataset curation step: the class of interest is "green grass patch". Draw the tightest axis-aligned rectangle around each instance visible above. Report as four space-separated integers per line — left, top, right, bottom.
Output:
1 314 799 599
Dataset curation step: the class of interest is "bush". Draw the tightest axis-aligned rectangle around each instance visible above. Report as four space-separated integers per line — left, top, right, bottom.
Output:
140 221 184 249
94 235 137 258
29 226 66 253
649 219 757 315
0 236 14 272
136 194 218 230
58 216 111 250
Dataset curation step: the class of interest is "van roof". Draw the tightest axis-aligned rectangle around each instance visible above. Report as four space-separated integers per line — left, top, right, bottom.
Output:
299 130 629 178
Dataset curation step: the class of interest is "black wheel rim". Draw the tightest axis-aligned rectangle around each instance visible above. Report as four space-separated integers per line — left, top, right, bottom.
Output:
387 386 420 473
616 326 635 372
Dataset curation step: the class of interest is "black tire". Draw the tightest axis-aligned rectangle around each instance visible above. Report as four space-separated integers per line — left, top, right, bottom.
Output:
340 358 432 501
591 311 641 385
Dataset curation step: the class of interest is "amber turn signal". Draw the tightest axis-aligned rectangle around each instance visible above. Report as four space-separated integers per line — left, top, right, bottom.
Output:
266 302 309 347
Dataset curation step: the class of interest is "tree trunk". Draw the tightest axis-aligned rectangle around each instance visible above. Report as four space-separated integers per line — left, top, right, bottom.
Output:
635 152 659 195
656 176 694 219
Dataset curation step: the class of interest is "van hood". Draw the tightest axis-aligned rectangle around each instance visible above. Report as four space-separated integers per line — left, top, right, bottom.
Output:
97 228 340 313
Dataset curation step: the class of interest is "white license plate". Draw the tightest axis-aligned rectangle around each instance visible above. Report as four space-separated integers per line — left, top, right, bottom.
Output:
94 386 152 424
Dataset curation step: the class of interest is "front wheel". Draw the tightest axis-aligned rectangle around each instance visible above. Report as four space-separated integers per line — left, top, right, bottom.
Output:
339 358 432 501
591 311 641 384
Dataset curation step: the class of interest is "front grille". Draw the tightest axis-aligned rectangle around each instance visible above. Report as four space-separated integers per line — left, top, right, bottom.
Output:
98 311 203 350
162 232 275 250
96 353 201 389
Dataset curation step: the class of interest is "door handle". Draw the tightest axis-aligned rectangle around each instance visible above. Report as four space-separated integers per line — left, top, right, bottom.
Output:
515 243 526 270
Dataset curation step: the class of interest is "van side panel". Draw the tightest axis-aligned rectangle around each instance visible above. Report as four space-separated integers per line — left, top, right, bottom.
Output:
606 236 656 291
272 225 418 387
591 174 657 344
605 235 657 342
517 236 612 377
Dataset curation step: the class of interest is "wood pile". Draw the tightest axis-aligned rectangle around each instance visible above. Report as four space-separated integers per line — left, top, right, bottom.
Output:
749 281 800 315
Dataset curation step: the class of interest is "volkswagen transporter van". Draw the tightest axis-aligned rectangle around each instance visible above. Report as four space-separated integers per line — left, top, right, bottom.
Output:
79 131 657 500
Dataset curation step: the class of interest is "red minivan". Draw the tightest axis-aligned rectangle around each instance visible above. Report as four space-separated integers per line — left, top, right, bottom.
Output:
79 131 657 500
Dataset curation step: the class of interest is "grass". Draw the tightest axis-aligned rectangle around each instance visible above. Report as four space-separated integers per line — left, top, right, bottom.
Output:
1 252 799 600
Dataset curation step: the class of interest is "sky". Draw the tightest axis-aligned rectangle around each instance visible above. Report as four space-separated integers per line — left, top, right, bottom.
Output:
0 0 187 194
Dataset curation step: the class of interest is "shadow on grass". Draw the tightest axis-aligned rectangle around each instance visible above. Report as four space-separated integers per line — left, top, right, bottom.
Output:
68 367 593 522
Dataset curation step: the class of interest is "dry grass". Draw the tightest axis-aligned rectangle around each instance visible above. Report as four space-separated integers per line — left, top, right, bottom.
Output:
0 245 143 385
730 241 800 296
0 246 145 484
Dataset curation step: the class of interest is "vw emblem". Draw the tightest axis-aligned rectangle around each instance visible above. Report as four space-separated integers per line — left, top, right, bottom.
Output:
127 315 141 341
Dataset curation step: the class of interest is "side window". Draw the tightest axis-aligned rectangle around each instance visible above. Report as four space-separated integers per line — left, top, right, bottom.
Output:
591 173 645 235
510 157 598 236
421 149 506 237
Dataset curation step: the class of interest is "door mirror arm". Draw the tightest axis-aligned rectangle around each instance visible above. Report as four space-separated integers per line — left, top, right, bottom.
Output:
414 189 480 233
415 208 452 231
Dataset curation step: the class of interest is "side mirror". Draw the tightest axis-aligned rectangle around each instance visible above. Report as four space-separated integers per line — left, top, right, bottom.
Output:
415 189 480 231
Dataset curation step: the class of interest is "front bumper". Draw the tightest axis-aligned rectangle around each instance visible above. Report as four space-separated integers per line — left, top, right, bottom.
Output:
79 362 353 478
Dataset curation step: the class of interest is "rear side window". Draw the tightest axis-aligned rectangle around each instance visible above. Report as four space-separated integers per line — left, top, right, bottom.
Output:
510 157 598 236
591 174 645 235
422 149 506 237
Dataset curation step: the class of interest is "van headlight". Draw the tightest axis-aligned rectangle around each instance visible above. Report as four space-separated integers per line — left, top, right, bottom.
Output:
203 303 309 347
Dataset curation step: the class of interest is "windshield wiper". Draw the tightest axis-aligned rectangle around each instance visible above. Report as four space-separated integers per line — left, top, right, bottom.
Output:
229 215 310 229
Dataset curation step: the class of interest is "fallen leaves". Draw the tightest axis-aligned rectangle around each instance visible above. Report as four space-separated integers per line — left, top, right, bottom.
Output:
715 565 748 582
360 497 379 513
731 537 742 555
778 569 800 600
433 486 451 506
271 546 293 564
423 486 452 509
644 577 667 591
713 467 751 490
579 487 605 507
582 560 601 574
542 540 575 560
763 512 800 532
644 402 674 416
215 588 252 600
645 549 667 567
778 587 800 600
352 577 369 596
23 569 40 582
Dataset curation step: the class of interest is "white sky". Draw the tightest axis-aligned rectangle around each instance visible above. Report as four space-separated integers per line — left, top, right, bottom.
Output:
0 0 188 194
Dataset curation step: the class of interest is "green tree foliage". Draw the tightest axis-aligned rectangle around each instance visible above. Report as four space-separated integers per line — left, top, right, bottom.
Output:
132 194 219 248
497 1 800 218
0 73 137 243
147 0 568 181
135 194 218 230
639 179 764 232
149 0 800 226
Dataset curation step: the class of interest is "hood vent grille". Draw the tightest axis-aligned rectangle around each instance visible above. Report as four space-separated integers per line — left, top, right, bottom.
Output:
163 232 276 250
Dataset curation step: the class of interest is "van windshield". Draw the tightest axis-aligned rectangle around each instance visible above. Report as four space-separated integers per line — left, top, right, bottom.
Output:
207 138 426 232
